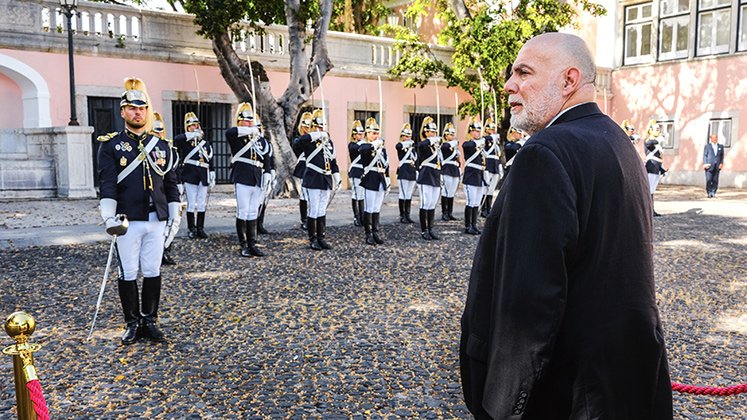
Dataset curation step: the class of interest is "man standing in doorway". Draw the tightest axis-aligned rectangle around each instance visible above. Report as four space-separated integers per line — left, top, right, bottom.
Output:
703 133 725 198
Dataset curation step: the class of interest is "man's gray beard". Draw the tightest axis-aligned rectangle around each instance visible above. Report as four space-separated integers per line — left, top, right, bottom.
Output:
510 84 562 136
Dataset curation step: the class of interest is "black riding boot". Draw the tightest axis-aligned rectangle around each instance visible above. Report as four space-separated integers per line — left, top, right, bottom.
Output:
141 276 165 342
441 198 450 221
118 279 141 345
196 211 208 238
317 216 332 250
300 199 308 230
357 200 365 226
464 206 474 234
236 218 250 257
404 199 415 223
161 245 176 265
257 205 269 234
420 208 432 241
364 212 376 245
352 200 362 227
246 219 265 256
187 212 196 239
399 199 407 223
308 217 322 250
447 197 458 221
652 194 661 217
481 195 492 218
427 209 440 240
472 206 482 234
372 212 384 244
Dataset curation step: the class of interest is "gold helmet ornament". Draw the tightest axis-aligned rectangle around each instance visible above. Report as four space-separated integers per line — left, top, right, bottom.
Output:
152 112 166 139
234 102 255 126
365 117 380 133
467 116 482 135
120 77 154 131
311 109 326 128
350 120 364 140
400 123 412 138
184 112 200 132
442 122 456 137
298 111 313 135
621 119 635 132
645 119 660 138
484 117 497 131
420 116 438 141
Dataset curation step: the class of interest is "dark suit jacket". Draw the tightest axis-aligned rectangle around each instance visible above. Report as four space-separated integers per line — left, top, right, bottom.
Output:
703 142 725 172
460 103 672 419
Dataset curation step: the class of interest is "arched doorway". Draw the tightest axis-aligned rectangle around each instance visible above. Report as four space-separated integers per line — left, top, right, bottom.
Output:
0 54 52 128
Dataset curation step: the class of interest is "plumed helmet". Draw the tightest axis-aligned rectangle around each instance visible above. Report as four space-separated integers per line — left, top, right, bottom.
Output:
400 123 412 138
152 112 166 138
621 119 634 131
311 109 326 128
484 117 497 131
234 102 255 125
184 112 200 132
420 116 438 141
120 77 154 131
467 116 482 135
350 120 364 139
442 122 456 137
365 117 380 133
298 111 313 134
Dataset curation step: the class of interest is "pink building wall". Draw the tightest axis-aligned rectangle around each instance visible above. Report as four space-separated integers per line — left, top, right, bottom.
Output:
0 71 22 128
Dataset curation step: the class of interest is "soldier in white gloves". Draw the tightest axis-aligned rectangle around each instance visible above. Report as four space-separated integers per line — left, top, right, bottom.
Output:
358 117 390 245
97 77 180 345
296 109 341 250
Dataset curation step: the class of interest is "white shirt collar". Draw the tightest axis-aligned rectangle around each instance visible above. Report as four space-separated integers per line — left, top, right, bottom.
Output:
546 102 595 128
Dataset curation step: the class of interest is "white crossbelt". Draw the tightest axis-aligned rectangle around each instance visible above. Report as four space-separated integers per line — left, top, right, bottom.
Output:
398 147 415 168
117 136 159 184
184 140 211 168
363 147 387 176
230 137 260 164
420 150 439 169
464 149 485 170
306 140 335 175
646 145 663 163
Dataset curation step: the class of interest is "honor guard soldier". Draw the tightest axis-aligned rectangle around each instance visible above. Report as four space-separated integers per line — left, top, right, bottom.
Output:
439 122 461 221
416 116 441 240
348 120 366 226
358 117 390 245
292 112 313 230
395 123 417 224
255 116 276 235
503 127 526 180
226 103 273 257
297 109 342 250
174 112 215 239
97 78 180 345
643 120 667 217
462 117 487 235
621 119 640 144
152 112 180 266
480 118 501 217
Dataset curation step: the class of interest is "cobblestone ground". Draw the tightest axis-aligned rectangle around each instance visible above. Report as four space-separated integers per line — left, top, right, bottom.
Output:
1 209 745 418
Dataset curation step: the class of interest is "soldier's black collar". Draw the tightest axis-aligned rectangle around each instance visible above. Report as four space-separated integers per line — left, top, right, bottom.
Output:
124 128 149 142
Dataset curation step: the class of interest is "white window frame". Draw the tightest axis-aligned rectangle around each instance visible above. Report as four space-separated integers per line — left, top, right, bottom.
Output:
738 0 747 51
659 0 691 60
697 0 732 56
624 2 655 65
655 119 677 149
708 118 733 147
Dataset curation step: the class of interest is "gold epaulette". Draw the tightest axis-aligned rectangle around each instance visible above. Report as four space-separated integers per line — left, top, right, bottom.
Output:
97 132 119 142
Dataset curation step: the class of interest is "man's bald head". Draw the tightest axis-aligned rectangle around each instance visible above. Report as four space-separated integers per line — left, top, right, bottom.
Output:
525 33 596 85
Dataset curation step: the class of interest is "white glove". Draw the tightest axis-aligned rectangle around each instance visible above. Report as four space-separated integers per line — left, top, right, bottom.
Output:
385 176 391 192
400 140 414 148
100 198 117 226
168 202 181 226
332 172 342 190
371 139 383 149
186 130 203 141
310 131 329 141
262 172 272 190
237 126 260 137
429 136 442 145
208 171 216 189
475 138 485 148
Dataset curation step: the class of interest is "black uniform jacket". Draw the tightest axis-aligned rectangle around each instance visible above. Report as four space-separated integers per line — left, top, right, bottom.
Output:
395 141 417 181
358 143 389 190
484 134 501 174
292 135 306 179
440 140 461 177
644 139 666 175
462 140 486 187
460 103 673 419
416 138 441 187
98 129 180 222
348 140 365 179
174 132 214 185
298 132 340 190
226 127 271 187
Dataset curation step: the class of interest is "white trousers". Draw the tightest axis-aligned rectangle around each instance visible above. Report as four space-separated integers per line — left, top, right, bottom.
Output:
398 179 416 200
484 172 499 197
235 183 263 221
351 177 364 200
116 213 166 281
184 182 209 212
307 188 330 218
464 185 485 207
364 186 385 213
648 173 661 194
441 175 459 198
419 184 440 210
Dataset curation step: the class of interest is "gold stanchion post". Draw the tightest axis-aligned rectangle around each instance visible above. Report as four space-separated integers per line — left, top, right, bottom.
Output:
3 311 42 420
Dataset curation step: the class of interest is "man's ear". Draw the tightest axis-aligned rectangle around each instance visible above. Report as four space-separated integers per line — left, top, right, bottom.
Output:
563 67 582 92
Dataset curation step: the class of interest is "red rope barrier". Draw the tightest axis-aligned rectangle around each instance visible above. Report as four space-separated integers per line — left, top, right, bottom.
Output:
672 382 747 396
26 379 50 420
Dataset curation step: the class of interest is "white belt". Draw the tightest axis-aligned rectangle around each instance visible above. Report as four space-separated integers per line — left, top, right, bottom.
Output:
233 157 263 167
466 163 485 170
486 155 499 160
443 161 459 166
306 162 332 175
421 162 439 169
184 159 210 169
